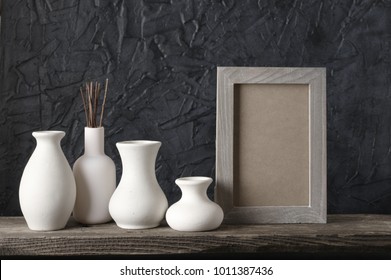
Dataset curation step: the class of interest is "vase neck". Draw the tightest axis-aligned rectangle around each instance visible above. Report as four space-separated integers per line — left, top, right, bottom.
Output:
179 185 209 201
176 177 213 201
117 141 161 181
33 131 65 149
84 127 105 155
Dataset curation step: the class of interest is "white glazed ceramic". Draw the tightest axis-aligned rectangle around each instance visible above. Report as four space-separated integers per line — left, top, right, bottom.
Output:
73 127 116 224
19 131 76 231
166 176 224 232
109 140 168 229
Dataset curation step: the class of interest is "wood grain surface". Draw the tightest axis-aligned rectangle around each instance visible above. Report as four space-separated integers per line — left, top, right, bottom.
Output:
1 215 391 257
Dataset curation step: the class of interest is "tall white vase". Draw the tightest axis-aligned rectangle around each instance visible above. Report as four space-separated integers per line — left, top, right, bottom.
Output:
19 131 76 231
109 140 168 229
166 177 224 232
73 127 116 224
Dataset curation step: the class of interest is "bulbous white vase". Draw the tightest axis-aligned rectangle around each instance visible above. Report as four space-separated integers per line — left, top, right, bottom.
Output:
166 177 224 232
19 131 76 231
73 127 116 224
109 140 168 229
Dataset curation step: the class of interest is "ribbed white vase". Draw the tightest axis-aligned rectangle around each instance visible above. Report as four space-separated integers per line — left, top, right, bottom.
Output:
166 177 224 231
73 127 116 224
109 140 168 229
19 131 76 231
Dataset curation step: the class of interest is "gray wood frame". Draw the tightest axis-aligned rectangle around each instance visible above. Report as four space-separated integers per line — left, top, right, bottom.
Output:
215 67 327 224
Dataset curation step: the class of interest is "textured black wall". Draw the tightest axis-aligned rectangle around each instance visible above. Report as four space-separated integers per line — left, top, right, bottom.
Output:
1 0 391 215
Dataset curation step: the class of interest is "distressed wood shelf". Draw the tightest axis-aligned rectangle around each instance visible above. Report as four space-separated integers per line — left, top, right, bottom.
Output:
1 215 391 257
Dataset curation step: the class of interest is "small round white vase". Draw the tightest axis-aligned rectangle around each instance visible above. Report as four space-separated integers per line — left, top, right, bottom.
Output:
166 176 224 232
19 131 76 231
73 127 116 224
109 140 168 229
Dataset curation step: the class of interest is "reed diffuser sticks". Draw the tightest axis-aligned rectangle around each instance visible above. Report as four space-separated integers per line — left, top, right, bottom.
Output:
80 79 109 128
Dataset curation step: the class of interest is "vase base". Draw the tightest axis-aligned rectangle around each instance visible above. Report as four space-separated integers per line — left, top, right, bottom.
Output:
115 223 160 230
26 225 66 231
168 225 221 232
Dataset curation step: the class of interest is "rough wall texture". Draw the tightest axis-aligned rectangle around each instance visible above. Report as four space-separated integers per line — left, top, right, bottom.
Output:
0 0 391 215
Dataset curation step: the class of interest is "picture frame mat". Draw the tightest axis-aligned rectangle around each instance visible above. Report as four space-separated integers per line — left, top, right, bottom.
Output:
233 83 310 207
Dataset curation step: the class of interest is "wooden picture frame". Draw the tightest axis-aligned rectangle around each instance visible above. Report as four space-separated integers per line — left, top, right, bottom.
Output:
215 67 326 224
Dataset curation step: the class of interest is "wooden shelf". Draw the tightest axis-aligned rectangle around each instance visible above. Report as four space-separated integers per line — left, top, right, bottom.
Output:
1 215 391 257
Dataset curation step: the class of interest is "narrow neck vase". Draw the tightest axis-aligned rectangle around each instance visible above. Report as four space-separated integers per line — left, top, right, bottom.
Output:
109 140 168 229
166 176 224 231
19 131 76 231
73 127 116 225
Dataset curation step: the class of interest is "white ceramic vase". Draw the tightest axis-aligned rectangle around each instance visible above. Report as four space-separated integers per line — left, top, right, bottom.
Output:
166 176 224 231
109 140 168 229
19 131 76 231
73 127 116 224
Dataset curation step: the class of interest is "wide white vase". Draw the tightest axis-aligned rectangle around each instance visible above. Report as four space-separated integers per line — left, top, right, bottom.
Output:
109 140 168 229
19 131 76 231
166 176 224 231
73 127 116 224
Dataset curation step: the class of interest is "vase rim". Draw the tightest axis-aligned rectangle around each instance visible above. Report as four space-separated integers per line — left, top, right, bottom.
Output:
176 176 213 185
84 126 104 130
117 140 161 147
32 131 65 137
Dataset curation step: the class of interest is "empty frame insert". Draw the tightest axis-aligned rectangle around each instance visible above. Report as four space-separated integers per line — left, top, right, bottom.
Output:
216 67 326 224
234 83 309 207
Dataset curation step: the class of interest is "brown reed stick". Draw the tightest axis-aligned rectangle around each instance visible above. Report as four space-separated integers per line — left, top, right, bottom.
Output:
79 79 109 128
99 79 109 127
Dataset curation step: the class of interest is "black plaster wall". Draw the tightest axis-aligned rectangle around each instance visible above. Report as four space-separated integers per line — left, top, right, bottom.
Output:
1 0 391 215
